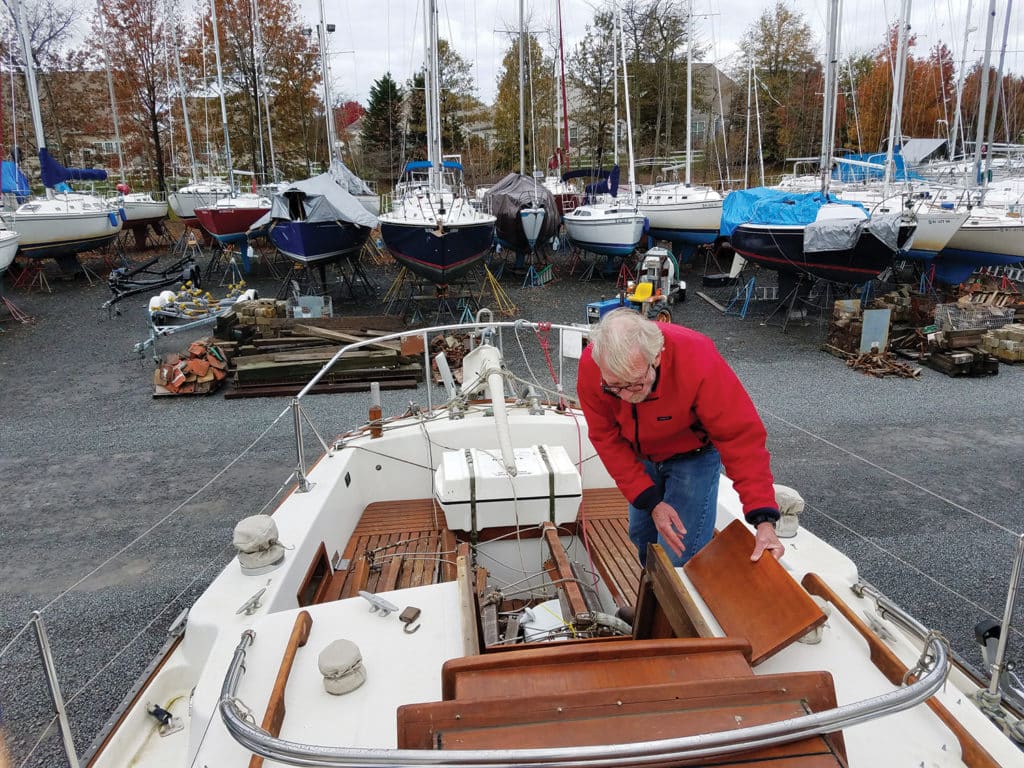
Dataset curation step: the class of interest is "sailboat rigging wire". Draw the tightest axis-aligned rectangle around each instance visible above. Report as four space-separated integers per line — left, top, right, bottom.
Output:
27 405 292 620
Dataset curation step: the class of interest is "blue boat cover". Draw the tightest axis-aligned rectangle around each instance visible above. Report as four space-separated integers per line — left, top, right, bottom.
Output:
39 148 108 188
832 151 925 183
720 187 866 236
1 161 30 197
403 159 464 173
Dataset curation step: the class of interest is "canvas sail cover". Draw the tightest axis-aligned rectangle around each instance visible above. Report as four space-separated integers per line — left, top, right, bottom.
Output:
39 148 107 189
484 173 562 250
251 170 379 231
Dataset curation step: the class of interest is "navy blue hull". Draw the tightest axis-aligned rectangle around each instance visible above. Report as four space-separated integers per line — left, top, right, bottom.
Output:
730 224 913 284
380 220 494 284
933 247 1024 285
269 221 371 265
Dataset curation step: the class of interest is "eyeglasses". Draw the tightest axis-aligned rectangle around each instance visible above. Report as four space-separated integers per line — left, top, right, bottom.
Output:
601 364 653 395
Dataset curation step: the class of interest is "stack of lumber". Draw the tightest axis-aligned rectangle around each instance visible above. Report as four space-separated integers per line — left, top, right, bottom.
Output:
213 315 425 399
922 327 999 377
870 289 937 328
153 340 229 396
981 323 1024 364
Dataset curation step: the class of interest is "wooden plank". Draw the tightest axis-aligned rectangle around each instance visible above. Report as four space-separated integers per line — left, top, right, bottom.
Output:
249 611 313 768
457 552 481 654
802 573 999 768
442 637 753 701
400 673 838 749
541 522 590 618
633 544 714 640
684 521 826 666
292 323 403 352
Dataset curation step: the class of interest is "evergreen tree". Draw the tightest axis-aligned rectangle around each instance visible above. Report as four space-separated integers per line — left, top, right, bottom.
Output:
361 73 405 187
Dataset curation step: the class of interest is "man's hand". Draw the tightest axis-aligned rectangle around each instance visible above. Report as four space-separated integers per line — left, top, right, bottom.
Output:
751 521 785 561
651 501 687 557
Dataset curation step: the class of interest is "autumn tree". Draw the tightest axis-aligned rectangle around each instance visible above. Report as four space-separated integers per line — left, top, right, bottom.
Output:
179 0 320 183
360 72 404 187
93 0 170 191
732 1 821 167
1 0 93 177
566 11 617 169
404 39 479 162
492 32 554 174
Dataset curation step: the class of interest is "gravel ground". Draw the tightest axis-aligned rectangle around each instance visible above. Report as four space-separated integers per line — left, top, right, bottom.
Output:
0 240 1022 767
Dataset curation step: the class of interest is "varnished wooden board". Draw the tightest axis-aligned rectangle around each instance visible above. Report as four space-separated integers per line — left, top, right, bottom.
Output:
684 520 826 665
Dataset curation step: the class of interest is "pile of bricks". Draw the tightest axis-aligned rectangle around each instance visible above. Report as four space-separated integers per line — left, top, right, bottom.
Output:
153 339 229 396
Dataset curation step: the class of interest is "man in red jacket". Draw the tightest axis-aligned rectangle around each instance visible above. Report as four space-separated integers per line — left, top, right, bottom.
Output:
578 309 785 567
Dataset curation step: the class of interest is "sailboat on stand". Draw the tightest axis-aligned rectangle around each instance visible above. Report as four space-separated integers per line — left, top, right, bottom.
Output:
722 0 914 288
1 0 122 275
253 0 377 291
378 0 495 287
637 0 723 261
562 10 646 261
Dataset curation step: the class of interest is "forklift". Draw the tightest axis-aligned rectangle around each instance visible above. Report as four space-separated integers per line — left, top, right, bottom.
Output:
587 246 686 325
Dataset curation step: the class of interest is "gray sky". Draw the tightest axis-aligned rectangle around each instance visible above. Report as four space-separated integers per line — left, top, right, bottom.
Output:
302 0 1022 107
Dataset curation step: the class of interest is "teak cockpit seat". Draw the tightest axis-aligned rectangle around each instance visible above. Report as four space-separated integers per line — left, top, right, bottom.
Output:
398 523 845 765
322 499 456 601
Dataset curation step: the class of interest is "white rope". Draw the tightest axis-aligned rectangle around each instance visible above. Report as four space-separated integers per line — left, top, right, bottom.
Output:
31 404 291 618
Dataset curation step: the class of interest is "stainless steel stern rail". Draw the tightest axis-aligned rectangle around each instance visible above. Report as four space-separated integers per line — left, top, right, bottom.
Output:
218 627 950 768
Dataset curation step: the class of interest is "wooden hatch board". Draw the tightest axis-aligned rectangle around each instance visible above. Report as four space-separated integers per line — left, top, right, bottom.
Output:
684 520 827 666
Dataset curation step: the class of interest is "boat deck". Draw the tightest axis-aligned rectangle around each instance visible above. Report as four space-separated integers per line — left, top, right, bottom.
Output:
323 489 642 608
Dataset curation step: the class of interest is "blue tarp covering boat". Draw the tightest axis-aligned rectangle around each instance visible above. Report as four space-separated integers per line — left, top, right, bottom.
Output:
720 188 867 236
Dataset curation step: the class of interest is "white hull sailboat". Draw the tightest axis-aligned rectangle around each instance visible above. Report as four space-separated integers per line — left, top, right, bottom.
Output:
168 180 233 221
82 316 1024 768
637 0 722 256
4 0 122 264
563 12 645 260
0 228 20 275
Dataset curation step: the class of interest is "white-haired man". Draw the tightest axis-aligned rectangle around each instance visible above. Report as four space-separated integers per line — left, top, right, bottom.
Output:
578 309 785 567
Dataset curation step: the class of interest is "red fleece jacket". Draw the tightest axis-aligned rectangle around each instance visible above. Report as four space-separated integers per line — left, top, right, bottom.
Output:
578 323 778 519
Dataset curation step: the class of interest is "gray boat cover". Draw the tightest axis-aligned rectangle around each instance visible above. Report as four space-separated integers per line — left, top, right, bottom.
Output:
250 165 379 231
804 211 901 253
484 173 562 240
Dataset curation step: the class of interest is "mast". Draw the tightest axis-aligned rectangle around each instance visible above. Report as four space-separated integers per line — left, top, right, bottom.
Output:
971 0 996 189
981 0 1012 192
209 0 235 192
819 0 840 196
317 0 339 166
948 0 973 160
424 0 442 190
169 6 199 183
617 8 636 204
556 0 570 165
12 0 52 197
96 0 127 183
518 0 525 176
684 0 693 186
883 0 911 189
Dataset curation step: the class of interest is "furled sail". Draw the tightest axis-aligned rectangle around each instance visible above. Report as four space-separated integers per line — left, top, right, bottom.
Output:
39 148 108 189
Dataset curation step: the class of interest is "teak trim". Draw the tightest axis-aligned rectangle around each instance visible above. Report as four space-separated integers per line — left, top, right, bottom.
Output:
633 544 714 640
801 573 1000 768
249 610 313 768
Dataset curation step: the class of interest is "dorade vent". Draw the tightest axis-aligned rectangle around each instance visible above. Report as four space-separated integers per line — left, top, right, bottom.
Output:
233 514 286 574
319 638 366 695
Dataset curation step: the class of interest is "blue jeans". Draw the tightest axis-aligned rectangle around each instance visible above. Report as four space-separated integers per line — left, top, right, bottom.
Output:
628 448 721 568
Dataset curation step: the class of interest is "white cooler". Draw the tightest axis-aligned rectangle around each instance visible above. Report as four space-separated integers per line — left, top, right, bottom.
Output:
434 445 582 532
